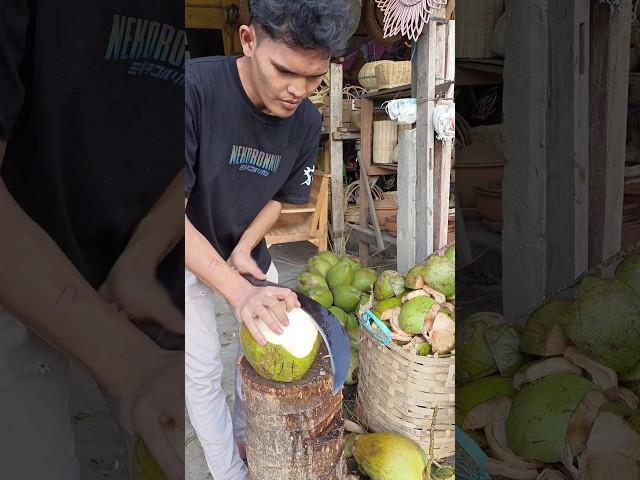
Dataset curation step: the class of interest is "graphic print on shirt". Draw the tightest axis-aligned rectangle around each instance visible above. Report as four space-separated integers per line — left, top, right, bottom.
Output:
104 14 186 85
229 145 282 177
301 165 315 186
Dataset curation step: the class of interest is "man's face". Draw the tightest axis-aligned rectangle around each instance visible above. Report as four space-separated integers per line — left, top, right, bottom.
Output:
247 29 329 118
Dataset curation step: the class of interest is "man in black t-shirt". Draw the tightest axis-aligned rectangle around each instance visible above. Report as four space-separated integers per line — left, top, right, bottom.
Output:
184 0 351 478
1 2 184 479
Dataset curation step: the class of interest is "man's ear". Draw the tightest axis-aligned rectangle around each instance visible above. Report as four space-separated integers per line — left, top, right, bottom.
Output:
239 25 257 58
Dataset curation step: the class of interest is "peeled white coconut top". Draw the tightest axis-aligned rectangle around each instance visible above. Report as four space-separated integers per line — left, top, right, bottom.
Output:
254 307 319 358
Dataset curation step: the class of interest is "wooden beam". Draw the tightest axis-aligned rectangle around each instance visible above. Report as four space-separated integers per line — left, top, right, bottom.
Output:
397 127 418 273
359 99 374 263
411 22 435 265
546 0 590 293
502 0 549 322
433 20 455 250
329 63 346 255
588 0 632 266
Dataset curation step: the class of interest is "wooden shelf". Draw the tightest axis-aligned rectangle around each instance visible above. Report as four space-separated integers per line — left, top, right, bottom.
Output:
456 58 504 86
346 223 397 246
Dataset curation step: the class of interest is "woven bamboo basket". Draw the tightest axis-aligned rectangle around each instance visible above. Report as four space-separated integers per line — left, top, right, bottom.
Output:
344 182 384 224
456 0 504 59
373 120 398 164
355 332 455 459
375 61 412 90
358 60 393 90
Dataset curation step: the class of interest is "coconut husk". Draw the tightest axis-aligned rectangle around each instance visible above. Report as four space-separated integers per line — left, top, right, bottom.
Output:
380 306 401 323
486 457 539 479
401 335 427 354
536 469 568 480
423 302 442 332
563 346 618 395
484 397 542 471
578 403 640 479
428 311 455 354
562 389 607 470
617 387 640 410
401 289 428 303
513 357 582 390
422 285 447 304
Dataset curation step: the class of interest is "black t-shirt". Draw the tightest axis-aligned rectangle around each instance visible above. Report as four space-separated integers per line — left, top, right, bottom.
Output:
0 1 184 303
185 56 321 273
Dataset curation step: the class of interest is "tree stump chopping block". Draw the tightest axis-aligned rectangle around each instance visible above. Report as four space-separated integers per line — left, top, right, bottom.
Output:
240 348 346 480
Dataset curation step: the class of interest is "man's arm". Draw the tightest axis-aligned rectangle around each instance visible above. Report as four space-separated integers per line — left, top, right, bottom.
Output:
100 171 185 333
0 139 183 479
228 199 282 279
185 199 297 344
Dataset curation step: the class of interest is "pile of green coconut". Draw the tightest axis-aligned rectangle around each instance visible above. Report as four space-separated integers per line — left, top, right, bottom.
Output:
364 243 456 360
457 253 640 479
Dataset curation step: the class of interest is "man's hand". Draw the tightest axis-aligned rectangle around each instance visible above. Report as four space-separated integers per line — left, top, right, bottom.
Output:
227 245 266 280
99 256 184 335
116 350 185 480
230 284 300 345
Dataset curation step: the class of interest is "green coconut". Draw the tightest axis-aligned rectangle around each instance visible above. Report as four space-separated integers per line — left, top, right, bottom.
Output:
444 243 455 263
374 270 406 300
416 343 431 356
130 428 184 480
346 313 359 330
352 432 427 480
332 285 362 312
316 251 339 266
341 255 363 272
345 347 360 385
302 287 333 308
240 308 321 382
348 326 361 351
564 276 640 374
404 264 429 289
353 268 378 293
328 306 349 328
307 256 333 277
615 254 640 298
458 312 506 384
398 296 438 334
296 271 328 292
343 433 360 459
485 323 527 377
424 255 455 299
372 296 402 318
505 373 596 463
520 298 575 357
326 261 354 288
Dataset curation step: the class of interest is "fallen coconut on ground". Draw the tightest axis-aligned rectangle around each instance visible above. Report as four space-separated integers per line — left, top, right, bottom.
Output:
351 432 427 480
240 307 321 382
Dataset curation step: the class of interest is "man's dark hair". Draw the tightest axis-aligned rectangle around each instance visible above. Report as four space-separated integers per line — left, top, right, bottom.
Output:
249 0 353 57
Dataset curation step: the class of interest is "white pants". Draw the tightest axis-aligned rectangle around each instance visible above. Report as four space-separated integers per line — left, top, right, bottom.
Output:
0 307 82 480
185 264 278 480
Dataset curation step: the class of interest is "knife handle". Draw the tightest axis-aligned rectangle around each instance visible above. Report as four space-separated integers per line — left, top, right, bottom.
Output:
240 273 279 289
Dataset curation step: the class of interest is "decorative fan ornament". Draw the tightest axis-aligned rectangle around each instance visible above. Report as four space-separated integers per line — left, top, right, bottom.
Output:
375 0 448 41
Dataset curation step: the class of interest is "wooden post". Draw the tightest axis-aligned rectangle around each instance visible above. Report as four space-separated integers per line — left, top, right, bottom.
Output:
433 19 455 251
546 0 590 293
359 99 374 264
329 63 346 255
240 351 345 480
588 0 632 267
411 22 435 264
502 0 549 321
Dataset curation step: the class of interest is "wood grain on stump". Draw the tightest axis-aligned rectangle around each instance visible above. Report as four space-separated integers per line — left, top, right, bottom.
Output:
240 348 345 480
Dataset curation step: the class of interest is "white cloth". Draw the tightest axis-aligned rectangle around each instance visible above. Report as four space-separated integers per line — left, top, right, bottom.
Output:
185 263 278 480
0 307 82 480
